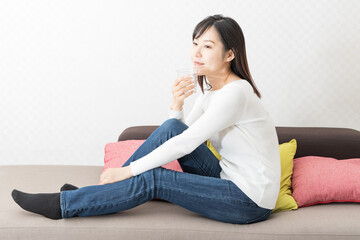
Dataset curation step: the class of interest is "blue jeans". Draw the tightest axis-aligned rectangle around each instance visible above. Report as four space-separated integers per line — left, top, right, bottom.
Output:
60 119 272 224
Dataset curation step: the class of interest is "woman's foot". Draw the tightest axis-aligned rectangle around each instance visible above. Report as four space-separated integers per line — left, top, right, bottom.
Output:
11 189 62 220
60 183 78 191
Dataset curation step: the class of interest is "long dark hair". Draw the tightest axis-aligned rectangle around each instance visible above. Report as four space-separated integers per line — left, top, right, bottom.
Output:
193 14 261 98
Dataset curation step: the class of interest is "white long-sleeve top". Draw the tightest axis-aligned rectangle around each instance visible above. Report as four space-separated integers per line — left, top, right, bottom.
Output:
130 80 281 209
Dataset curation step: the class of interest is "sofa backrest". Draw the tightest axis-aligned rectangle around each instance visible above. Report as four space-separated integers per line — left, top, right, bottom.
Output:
118 126 360 160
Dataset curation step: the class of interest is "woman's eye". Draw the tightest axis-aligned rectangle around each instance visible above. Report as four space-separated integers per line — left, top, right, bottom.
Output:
192 42 211 48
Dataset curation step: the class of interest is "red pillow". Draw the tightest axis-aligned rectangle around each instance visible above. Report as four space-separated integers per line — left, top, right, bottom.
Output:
100 140 183 182
291 156 360 207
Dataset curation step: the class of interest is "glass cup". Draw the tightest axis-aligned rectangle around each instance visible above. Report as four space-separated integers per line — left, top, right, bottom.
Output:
176 68 198 94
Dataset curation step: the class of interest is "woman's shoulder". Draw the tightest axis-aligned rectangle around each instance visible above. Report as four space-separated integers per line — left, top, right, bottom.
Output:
204 79 254 98
230 79 252 88
222 79 253 95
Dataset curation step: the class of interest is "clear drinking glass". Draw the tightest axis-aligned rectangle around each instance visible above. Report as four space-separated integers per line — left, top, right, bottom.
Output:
176 68 198 94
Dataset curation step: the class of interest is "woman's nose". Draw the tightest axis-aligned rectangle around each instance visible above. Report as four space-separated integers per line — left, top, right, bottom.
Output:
195 46 202 57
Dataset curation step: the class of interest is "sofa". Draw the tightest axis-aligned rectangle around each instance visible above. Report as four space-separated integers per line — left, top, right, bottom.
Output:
1 125 360 240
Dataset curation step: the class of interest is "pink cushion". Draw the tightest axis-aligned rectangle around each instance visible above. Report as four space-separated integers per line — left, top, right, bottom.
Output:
291 156 360 207
100 140 183 180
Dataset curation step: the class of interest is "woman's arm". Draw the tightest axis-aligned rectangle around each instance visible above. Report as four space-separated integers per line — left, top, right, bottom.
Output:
169 93 205 125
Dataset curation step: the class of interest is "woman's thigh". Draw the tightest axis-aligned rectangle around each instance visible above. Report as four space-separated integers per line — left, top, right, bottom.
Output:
151 167 271 224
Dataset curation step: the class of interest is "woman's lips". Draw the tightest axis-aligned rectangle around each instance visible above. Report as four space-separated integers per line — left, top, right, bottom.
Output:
194 61 204 66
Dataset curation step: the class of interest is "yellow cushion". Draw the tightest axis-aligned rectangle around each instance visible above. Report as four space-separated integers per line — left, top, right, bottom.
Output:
206 140 222 161
272 139 298 213
206 138 298 213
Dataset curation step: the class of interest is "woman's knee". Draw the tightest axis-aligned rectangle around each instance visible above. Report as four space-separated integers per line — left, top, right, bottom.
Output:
160 119 188 133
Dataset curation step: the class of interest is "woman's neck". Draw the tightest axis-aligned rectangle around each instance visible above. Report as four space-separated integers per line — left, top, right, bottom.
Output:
206 70 238 91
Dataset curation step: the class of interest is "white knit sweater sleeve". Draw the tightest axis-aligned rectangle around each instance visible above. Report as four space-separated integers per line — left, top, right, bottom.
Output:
130 86 245 176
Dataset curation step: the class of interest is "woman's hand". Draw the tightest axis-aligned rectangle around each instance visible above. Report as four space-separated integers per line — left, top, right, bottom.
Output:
99 166 134 185
171 76 196 111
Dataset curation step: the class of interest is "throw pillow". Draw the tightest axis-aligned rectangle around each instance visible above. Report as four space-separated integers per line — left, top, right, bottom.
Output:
292 156 360 207
101 140 183 175
206 140 222 161
272 139 299 213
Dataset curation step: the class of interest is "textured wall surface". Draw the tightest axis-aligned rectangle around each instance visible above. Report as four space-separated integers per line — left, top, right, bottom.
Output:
1 0 359 165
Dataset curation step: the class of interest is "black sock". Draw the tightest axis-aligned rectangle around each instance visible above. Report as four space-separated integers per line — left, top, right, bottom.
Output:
60 183 78 191
11 189 62 220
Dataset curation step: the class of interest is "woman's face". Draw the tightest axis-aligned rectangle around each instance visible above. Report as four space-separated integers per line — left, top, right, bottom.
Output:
190 26 231 76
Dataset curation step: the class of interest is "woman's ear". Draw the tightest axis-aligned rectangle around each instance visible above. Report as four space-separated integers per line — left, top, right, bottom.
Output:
226 49 235 62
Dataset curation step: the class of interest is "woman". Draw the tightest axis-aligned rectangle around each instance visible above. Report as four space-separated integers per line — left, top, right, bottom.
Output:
11 14 280 224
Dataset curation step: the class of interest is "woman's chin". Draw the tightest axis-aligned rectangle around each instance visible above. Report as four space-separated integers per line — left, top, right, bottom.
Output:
195 66 208 76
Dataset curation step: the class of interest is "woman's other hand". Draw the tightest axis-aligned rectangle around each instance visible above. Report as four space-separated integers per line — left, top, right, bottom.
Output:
99 166 134 185
170 76 196 111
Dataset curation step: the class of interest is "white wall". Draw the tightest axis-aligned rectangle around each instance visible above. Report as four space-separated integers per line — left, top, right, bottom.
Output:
1 0 359 166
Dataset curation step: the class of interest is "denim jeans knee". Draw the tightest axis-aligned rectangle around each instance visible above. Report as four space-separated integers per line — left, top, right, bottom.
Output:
161 118 188 134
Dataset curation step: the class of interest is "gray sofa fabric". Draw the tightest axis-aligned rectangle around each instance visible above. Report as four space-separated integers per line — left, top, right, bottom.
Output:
1 126 360 239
